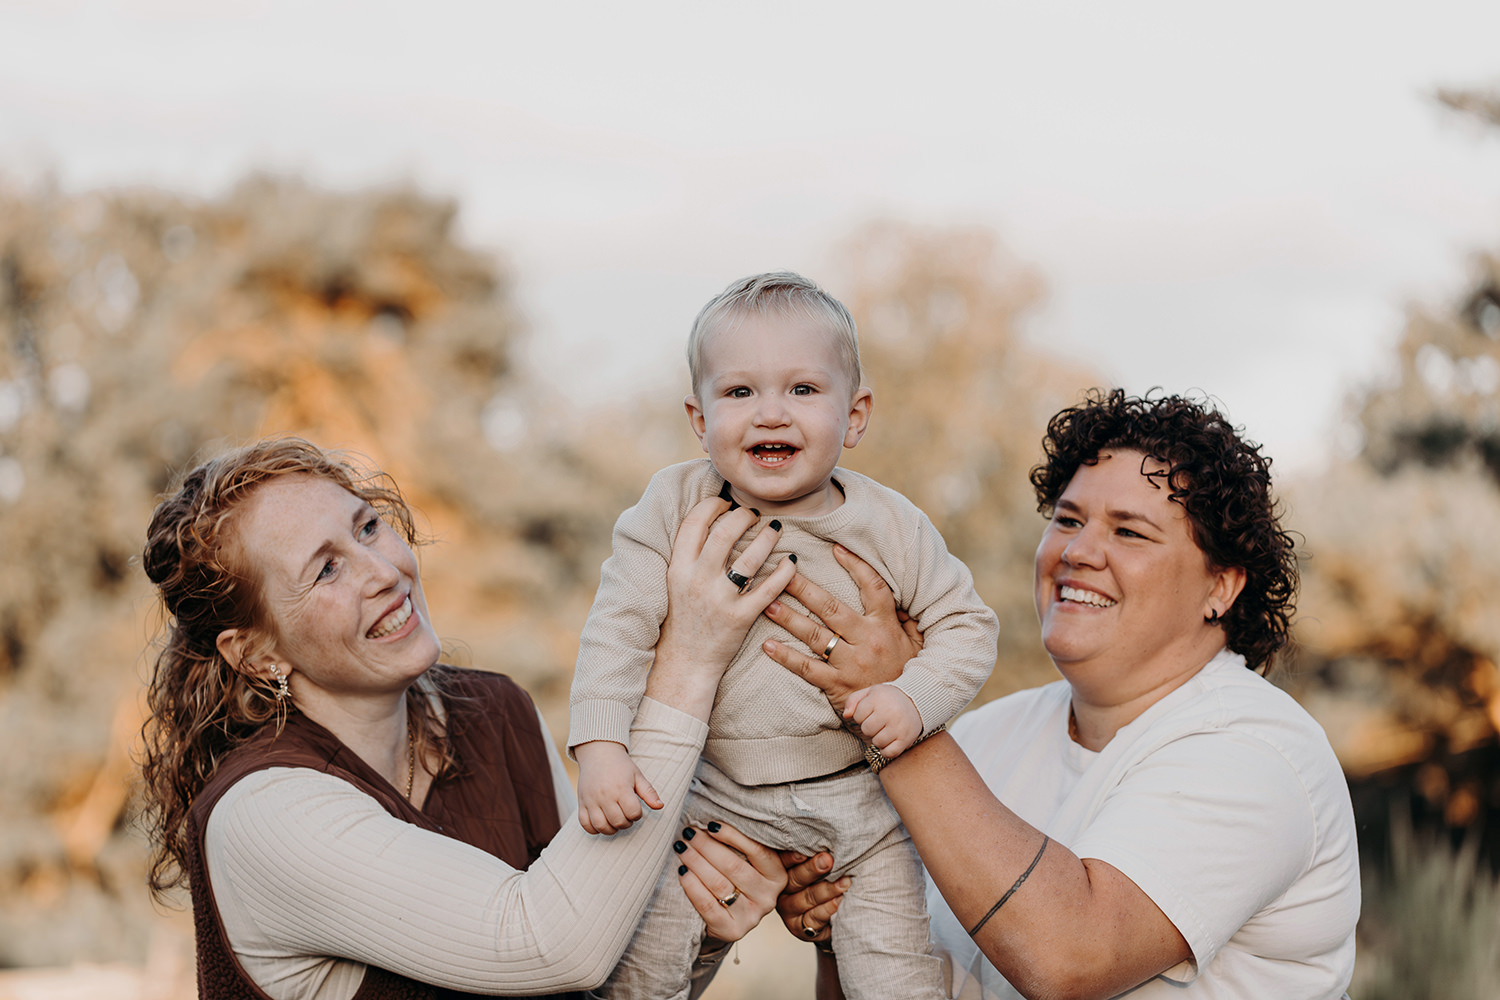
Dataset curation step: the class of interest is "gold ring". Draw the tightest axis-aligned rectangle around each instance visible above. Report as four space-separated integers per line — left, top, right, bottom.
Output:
820 635 840 660
800 914 818 938
718 888 739 908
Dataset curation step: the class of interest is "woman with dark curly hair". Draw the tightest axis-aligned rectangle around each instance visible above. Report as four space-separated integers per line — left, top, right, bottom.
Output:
137 437 838 999
769 390 1360 999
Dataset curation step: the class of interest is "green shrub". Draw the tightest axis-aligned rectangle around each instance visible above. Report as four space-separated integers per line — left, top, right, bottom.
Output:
1352 814 1500 999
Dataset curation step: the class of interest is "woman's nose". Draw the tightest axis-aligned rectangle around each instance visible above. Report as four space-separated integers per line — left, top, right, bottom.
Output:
1061 526 1105 568
360 546 402 592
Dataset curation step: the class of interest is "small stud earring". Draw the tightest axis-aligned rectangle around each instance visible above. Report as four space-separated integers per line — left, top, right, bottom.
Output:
268 664 290 701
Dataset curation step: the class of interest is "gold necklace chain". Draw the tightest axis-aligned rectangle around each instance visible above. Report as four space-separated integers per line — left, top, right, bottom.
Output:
405 721 417 801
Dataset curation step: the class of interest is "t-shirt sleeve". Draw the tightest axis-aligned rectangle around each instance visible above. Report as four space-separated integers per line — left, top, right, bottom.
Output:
1070 730 1316 981
885 512 999 732
206 698 706 996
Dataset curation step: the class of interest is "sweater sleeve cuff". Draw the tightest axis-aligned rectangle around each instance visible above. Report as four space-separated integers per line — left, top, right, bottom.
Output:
889 668 965 734
567 699 641 757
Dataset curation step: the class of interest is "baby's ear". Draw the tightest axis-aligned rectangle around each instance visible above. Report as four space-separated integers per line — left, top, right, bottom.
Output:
684 395 709 451
844 387 874 449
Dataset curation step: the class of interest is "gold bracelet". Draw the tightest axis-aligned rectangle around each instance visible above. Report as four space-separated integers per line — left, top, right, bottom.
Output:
864 722 946 774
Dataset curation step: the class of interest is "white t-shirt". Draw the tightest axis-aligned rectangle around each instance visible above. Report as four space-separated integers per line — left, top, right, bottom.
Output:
926 650 1360 1000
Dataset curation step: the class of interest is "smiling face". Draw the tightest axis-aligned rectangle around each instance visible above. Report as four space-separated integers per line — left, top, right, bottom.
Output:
223 474 442 713
685 310 872 516
1034 449 1245 724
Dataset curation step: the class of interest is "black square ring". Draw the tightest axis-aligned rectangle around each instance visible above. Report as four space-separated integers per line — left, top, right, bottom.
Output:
726 569 751 593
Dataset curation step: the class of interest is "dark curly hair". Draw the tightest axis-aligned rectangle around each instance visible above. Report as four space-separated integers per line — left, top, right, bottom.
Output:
1028 389 1297 673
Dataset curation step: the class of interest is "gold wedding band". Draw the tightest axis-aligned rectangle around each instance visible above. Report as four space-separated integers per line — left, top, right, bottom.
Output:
718 888 740 908
820 634 840 660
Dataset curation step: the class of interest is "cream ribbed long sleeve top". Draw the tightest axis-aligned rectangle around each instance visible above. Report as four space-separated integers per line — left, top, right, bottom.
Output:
205 699 705 1000
569 460 1000 785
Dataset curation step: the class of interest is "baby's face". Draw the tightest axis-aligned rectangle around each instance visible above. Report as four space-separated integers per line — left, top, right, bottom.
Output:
685 312 871 517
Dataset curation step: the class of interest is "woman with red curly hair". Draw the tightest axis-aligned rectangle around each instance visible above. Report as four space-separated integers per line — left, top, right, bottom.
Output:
771 390 1360 999
137 437 834 999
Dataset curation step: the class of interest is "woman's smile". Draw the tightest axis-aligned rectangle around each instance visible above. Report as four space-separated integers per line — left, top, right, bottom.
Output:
1056 584 1116 609
367 594 415 639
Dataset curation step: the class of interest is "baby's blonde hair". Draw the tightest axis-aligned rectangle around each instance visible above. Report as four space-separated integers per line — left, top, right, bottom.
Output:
687 271 861 396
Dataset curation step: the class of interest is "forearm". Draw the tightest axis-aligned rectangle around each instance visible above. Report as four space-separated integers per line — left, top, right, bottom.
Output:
814 948 846 1000
642 637 724 722
211 699 707 994
879 735 1186 999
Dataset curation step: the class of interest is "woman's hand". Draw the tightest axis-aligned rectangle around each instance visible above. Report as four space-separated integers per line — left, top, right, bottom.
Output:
675 822 790 943
761 544 924 714
647 498 796 720
776 850 849 945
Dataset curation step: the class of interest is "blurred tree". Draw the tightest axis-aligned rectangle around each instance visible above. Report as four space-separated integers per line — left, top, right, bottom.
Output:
1285 87 1500 866
0 176 655 967
830 221 1100 697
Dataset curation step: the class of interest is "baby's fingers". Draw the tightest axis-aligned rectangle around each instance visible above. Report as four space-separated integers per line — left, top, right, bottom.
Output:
633 770 664 812
843 686 872 721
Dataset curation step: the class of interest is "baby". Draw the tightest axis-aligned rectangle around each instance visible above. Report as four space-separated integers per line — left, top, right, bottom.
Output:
569 272 998 1000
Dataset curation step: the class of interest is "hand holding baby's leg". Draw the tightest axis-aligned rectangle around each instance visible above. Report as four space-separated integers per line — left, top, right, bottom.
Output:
575 740 663 834
844 684 923 758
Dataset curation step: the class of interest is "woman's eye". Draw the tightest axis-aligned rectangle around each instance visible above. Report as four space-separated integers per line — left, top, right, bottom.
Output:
316 558 338 582
360 517 380 539
1117 527 1144 539
1055 515 1082 529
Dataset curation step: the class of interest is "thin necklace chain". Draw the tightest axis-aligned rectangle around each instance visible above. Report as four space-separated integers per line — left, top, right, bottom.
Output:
405 720 417 801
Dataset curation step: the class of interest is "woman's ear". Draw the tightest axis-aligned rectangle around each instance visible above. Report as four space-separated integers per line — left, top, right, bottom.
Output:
1206 565 1247 620
216 627 282 681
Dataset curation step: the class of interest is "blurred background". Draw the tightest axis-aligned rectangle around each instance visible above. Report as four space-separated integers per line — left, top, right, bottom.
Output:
2 2 1498 997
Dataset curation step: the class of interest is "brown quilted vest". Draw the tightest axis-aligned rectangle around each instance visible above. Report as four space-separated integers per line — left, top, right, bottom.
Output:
183 667 584 1000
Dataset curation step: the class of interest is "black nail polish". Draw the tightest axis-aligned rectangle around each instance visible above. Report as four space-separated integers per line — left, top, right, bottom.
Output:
750 507 761 517
707 821 721 833
728 499 740 511
769 519 782 531
683 827 696 840
673 841 687 854
788 553 798 564
678 864 689 876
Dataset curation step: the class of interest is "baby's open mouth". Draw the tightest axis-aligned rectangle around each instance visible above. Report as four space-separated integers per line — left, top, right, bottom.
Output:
751 443 796 464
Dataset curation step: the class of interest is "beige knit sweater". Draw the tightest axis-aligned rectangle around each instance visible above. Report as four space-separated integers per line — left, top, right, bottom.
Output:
569 460 999 785
206 700 705 999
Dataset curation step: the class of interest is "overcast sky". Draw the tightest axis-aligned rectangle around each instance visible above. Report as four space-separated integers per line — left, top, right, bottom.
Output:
3 0 1499 474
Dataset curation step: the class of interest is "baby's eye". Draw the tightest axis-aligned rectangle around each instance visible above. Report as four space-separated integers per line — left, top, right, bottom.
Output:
727 387 752 398
791 384 815 396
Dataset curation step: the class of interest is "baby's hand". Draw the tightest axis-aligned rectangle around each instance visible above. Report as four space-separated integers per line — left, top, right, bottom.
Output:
843 684 923 759
574 740 665 835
